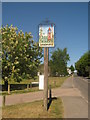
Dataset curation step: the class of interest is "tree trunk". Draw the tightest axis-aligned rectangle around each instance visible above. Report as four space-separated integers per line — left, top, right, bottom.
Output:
4 80 8 91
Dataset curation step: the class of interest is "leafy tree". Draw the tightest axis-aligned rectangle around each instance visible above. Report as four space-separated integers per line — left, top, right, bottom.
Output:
49 48 70 76
1 25 42 82
75 51 90 77
69 65 74 73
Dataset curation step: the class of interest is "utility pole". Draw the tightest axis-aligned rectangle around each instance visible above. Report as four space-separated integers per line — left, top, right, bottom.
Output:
44 47 48 110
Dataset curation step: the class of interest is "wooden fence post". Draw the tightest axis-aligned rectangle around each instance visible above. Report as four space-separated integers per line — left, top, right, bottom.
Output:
8 84 10 94
30 82 32 88
27 84 29 90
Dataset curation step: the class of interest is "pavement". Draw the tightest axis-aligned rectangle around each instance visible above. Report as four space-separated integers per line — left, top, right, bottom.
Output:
73 76 88 102
61 76 88 118
0 76 88 118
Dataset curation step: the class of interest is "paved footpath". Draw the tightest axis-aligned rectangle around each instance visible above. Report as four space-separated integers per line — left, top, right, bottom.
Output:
61 76 88 118
0 76 88 118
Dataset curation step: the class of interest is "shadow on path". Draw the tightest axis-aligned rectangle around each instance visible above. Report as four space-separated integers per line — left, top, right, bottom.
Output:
47 86 57 110
47 97 57 110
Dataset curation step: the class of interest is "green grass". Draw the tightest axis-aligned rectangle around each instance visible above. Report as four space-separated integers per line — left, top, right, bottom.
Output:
49 76 68 88
1 76 68 95
2 97 64 118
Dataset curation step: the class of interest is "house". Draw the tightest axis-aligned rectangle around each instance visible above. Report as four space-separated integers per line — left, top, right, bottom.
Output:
67 68 72 75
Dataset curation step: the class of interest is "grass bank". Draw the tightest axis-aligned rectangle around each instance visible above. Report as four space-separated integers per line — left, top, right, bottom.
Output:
49 76 68 88
2 97 64 118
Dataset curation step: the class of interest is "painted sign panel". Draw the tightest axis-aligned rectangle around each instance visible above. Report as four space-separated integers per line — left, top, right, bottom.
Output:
39 24 54 47
39 75 44 90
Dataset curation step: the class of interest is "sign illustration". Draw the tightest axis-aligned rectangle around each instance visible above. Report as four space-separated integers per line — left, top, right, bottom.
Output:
39 24 54 47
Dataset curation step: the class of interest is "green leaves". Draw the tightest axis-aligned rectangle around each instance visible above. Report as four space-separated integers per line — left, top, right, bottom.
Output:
1 25 42 82
50 48 70 76
75 51 90 77
69 65 74 73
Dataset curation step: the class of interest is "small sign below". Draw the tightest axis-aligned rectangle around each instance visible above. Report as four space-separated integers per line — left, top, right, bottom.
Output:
39 75 44 90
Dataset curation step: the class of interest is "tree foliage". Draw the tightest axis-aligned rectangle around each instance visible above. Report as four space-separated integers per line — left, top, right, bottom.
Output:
75 51 90 77
69 65 74 73
1 25 42 82
49 48 70 76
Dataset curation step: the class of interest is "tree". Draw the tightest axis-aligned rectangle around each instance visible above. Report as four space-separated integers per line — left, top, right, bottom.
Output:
1 25 42 83
49 48 70 76
75 51 90 77
69 65 74 73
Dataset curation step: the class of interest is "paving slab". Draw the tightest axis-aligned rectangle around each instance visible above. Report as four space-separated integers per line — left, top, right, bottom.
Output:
61 76 88 118
62 96 88 118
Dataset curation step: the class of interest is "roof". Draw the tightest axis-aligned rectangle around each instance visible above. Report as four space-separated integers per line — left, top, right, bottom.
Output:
48 27 51 31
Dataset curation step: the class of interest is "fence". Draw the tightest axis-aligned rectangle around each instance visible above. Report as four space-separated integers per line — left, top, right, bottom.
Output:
0 82 39 91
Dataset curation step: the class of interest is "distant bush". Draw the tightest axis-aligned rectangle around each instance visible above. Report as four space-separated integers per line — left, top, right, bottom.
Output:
75 51 90 77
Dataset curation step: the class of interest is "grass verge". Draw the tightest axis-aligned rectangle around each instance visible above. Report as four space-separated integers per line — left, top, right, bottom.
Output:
49 76 68 88
2 97 64 118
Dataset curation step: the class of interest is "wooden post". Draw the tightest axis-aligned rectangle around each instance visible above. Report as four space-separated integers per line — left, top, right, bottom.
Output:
30 82 32 88
8 84 10 94
27 84 29 90
44 47 48 111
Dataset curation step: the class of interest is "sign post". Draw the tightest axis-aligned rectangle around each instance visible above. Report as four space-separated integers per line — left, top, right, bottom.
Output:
44 47 48 110
39 22 55 111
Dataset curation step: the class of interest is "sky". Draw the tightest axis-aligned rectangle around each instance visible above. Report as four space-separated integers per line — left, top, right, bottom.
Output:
2 2 88 67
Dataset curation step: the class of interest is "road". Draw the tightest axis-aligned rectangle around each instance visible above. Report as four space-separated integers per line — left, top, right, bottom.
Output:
73 76 88 102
